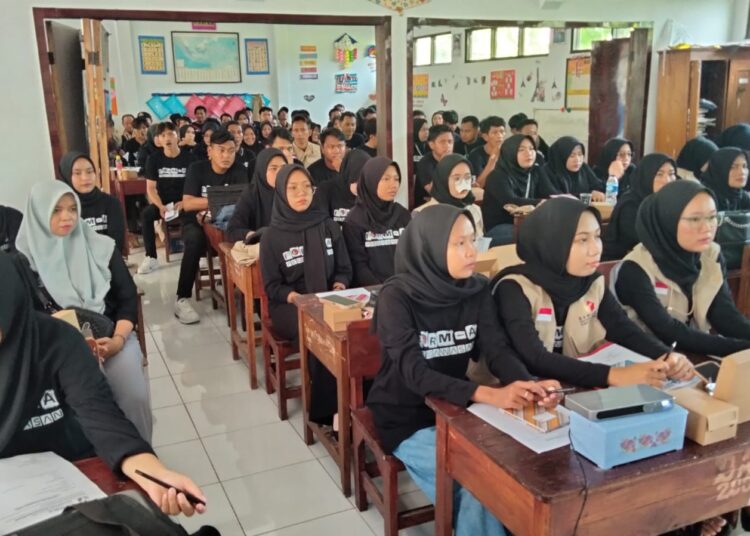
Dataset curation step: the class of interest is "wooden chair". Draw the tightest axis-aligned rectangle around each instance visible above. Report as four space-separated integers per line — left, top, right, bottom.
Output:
727 244 750 318
163 219 183 263
349 320 435 536
257 263 301 420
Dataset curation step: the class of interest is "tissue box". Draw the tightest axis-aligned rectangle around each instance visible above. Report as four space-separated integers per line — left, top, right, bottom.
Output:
569 405 688 469
321 296 364 331
673 387 738 445
714 350 750 423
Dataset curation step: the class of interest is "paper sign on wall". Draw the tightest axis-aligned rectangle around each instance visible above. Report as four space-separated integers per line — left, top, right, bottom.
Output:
490 70 516 99
413 73 429 98
138 36 167 75
335 73 358 93
299 45 319 80
565 56 591 110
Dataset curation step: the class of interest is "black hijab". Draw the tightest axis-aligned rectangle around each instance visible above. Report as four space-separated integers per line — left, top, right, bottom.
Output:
270 164 330 293
676 137 718 179
340 149 371 188
542 136 600 195
349 157 403 232
258 121 273 145
636 180 717 295
495 198 602 310
593 137 636 182
700 147 748 208
59 151 105 206
496 134 540 196
0 206 23 252
247 148 286 229
378 204 486 315
0 252 36 452
432 154 475 207
413 118 428 156
718 123 750 150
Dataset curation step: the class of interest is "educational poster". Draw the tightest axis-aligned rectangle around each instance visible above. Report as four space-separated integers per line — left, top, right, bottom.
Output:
245 38 270 75
171 32 241 83
138 36 167 75
566 56 591 110
413 73 429 98
335 73 358 93
490 69 515 99
299 45 318 80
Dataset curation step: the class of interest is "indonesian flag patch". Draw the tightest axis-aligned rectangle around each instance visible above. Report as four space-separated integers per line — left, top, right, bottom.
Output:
654 280 669 296
537 307 553 322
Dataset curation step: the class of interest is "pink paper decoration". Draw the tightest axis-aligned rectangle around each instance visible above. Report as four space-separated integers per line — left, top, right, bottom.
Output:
185 95 206 118
210 96 228 117
223 95 247 116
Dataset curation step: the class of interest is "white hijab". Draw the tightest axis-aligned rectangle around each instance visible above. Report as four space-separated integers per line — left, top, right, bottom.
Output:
16 181 114 313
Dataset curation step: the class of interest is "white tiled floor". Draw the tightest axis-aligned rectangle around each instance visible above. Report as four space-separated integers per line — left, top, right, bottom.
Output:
132 247 430 536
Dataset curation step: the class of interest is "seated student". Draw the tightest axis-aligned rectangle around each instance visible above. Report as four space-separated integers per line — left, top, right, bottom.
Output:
430 110 444 126
467 116 505 189
360 117 378 157
455 115 484 157
676 136 718 182
699 147 750 211
310 123 322 145
415 124 454 205
194 119 222 161
318 148 371 225
291 114 321 167
178 124 198 153
192 105 207 132
0 205 22 252
614 180 750 357
507 112 527 135
519 118 549 161
413 118 428 162
341 111 365 149
220 113 232 125
227 121 256 178
277 106 290 129
441 110 462 141
122 117 148 167
258 120 273 147
136 123 159 174
260 164 352 426
541 136 605 200
137 111 153 126
343 157 410 286
267 127 297 165
0 253 206 518
59 151 126 254
308 128 345 186
258 106 274 130
15 182 152 441
234 109 250 126
226 148 289 243
602 153 676 261
120 113 135 146
242 124 264 156
138 123 195 275
414 154 484 237
492 197 692 389
482 134 556 247
718 123 750 151
366 204 560 536
593 137 636 195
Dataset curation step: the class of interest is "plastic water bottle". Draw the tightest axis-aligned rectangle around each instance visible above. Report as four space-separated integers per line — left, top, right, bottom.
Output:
115 154 123 179
605 175 619 205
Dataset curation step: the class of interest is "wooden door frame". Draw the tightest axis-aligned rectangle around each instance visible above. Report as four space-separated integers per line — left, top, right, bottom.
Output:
33 7 392 178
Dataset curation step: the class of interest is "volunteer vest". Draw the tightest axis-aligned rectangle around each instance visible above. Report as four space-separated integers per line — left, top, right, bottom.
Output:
617 242 723 333
500 274 607 357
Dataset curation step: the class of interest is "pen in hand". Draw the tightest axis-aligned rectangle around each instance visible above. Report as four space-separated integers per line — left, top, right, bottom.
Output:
134 469 206 506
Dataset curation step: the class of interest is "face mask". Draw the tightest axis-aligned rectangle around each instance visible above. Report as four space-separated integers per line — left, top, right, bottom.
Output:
455 178 472 193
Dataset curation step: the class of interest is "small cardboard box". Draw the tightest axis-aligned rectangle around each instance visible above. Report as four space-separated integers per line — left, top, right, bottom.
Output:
321 296 364 331
569 405 688 470
714 350 750 423
52 309 80 330
673 387 738 445
475 245 521 279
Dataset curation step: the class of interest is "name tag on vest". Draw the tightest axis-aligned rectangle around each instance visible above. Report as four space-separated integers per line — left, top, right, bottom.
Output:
537 307 553 322
654 280 669 296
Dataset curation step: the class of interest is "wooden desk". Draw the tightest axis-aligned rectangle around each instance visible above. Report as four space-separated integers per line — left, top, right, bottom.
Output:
429 397 750 536
110 172 147 257
221 242 263 389
203 223 228 314
513 210 610 242
297 294 373 497
74 457 140 495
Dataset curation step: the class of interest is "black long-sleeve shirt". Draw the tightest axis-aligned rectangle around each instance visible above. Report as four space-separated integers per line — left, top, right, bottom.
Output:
225 182 273 243
317 181 356 225
494 280 669 388
615 260 750 356
367 285 532 453
0 315 153 473
481 168 555 228
259 220 352 305
414 153 438 206
342 208 411 287
80 190 126 254
602 201 639 261
307 159 341 187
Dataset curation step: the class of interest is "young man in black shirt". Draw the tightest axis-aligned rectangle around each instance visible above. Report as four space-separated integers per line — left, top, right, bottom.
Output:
340 111 364 149
360 117 378 157
193 105 208 132
120 113 135 146
308 128 345 186
138 122 195 275
174 129 246 324
267 127 297 164
468 115 506 188
122 117 148 166
415 124 454 205
227 120 256 178
455 115 484 156
277 106 290 129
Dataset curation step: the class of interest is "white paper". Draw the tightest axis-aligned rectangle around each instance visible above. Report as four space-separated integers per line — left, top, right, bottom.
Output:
164 202 179 222
315 287 371 303
468 403 572 454
0 452 106 533
475 237 492 253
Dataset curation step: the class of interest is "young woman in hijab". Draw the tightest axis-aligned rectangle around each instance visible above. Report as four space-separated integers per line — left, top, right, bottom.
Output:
676 136 718 181
15 181 152 442
602 153 677 260
366 204 560 536
226 148 289 243
699 147 750 210
718 123 750 151
258 120 274 147
412 117 428 162
593 137 636 195
59 151 126 254
177 124 197 153
613 180 750 357
492 197 692 389
194 121 220 161
0 205 22 253
0 253 206 518
481 134 557 246
260 164 352 425
413 153 485 236
241 124 263 156
541 136 605 200
318 148 371 226
343 157 411 286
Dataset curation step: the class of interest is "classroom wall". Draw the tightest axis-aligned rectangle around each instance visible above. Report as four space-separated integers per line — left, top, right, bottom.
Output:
1 0 745 210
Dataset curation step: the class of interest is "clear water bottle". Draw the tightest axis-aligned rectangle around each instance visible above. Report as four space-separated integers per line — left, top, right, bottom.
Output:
605 175 619 205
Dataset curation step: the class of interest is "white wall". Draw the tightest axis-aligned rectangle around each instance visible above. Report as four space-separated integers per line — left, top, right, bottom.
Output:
1 0 744 210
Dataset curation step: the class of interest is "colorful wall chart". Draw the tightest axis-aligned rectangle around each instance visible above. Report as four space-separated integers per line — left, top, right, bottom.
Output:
138 36 167 75
299 45 319 80
490 70 516 99
171 32 241 83
245 38 270 75
565 56 591 110
335 73 358 93
413 73 429 98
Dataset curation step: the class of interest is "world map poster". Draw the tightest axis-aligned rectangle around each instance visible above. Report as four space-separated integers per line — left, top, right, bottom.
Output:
171 32 241 83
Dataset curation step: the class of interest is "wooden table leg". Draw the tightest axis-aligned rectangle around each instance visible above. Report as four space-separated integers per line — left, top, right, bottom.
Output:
337 359 351 497
435 412 454 536
226 262 240 362
299 310 314 445
244 271 257 390
219 253 229 325
207 243 218 310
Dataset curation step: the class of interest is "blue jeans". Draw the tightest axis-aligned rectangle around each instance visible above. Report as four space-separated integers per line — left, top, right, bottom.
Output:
393 426 507 536
485 223 514 247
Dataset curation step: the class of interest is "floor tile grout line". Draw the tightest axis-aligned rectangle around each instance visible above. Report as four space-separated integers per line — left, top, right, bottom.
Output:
249 508 374 536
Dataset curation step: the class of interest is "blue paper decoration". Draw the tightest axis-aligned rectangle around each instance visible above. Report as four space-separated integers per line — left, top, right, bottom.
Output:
146 96 170 119
164 95 186 115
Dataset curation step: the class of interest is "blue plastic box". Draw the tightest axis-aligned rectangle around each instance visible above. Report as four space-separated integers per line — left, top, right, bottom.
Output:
569 405 688 470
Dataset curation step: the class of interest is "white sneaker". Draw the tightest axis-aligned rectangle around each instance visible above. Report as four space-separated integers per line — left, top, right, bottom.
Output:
174 298 200 324
137 256 159 274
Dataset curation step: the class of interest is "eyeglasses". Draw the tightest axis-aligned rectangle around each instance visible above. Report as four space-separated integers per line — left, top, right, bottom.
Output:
680 214 723 229
287 184 316 195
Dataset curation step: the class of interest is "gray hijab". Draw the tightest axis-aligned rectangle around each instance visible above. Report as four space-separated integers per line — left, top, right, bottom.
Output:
16 181 114 313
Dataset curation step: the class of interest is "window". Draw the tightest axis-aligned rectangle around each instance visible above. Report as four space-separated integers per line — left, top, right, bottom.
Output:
494 27 519 58
414 32 453 66
572 27 634 52
467 26 551 62
522 27 551 56
468 28 492 61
